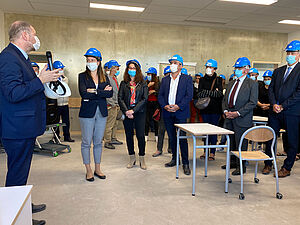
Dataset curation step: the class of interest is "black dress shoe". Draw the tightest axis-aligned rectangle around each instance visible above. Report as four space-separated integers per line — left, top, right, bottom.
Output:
33 219 46 225
104 142 115 149
64 137 75 142
110 139 123 145
94 172 106 179
32 203 46 214
165 159 180 167
86 174 94 182
221 163 237 170
232 167 246 176
183 164 191 175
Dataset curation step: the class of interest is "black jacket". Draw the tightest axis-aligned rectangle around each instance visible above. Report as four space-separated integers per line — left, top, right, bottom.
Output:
269 63 300 116
78 72 113 118
118 80 148 114
197 73 223 114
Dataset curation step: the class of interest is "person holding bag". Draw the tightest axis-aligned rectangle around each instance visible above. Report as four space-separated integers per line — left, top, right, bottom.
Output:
197 59 223 161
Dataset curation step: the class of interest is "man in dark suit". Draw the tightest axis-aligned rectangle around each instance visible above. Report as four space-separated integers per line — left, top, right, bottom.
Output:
222 57 258 175
0 21 60 225
158 54 193 175
262 40 300 177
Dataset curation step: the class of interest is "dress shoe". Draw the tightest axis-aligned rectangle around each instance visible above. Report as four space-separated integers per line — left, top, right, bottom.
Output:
152 151 162 157
104 142 115 149
110 139 123 145
86 174 94 182
232 167 246 176
262 165 272 175
165 159 180 167
221 163 237 170
32 203 46 214
64 137 75 142
32 219 46 225
94 172 106 179
183 164 191 175
275 167 290 178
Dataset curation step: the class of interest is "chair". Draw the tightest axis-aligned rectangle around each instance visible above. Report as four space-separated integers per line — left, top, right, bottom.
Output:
228 126 283 200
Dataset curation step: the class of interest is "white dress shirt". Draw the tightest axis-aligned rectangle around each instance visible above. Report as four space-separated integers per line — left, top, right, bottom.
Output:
228 74 247 106
12 43 28 60
168 73 181 105
284 62 298 80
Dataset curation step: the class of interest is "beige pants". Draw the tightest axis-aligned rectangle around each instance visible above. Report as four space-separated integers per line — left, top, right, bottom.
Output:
104 105 119 143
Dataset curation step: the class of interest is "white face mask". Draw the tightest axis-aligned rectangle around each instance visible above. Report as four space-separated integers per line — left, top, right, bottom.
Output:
206 68 213 75
87 62 98 72
170 64 178 73
194 82 199 89
106 71 110 75
32 36 40 51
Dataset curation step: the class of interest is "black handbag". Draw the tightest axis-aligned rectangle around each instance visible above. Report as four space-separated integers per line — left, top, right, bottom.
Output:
195 78 216 110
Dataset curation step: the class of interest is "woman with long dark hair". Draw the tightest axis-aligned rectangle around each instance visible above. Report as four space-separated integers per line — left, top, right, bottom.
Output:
78 48 113 182
118 59 148 169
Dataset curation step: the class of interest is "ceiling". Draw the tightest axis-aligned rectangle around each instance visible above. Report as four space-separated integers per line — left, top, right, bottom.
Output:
1 0 300 33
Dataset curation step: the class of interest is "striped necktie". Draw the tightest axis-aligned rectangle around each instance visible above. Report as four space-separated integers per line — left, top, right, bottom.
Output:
283 66 292 82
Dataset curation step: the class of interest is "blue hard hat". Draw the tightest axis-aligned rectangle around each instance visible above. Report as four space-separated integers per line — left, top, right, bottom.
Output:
195 72 203 77
233 57 251 68
181 68 188 75
31 62 39 68
108 60 121 69
285 40 300 52
53 61 65 69
169 54 183 65
263 70 273 77
146 67 157 75
219 74 226 80
164 66 171 75
249 68 259 74
126 59 141 68
205 59 218 68
230 74 235 79
84 48 102 61
104 62 109 69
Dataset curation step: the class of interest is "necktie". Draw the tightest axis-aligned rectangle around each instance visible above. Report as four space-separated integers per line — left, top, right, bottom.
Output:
228 79 240 108
283 66 292 82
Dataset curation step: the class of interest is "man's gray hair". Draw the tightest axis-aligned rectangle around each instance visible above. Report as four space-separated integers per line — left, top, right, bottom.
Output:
8 21 32 42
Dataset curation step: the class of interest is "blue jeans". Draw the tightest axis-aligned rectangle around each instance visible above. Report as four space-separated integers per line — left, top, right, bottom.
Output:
79 107 107 164
201 114 221 155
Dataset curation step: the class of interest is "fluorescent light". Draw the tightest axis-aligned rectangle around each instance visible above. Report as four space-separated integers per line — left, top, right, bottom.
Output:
279 20 300 25
219 0 277 5
90 3 145 12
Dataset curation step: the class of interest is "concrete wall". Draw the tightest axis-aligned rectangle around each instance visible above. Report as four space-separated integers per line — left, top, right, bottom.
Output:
0 10 5 51
3 13 288 130
288 30 300 42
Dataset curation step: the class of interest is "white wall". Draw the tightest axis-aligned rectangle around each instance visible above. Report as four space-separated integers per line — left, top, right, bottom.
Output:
0 9 5 50
288 30 300 42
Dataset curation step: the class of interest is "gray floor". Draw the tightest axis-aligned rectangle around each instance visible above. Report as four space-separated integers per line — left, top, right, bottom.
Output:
1 131 300 225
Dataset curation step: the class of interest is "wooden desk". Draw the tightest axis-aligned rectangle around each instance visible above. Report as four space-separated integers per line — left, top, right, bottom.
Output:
175 123 234 196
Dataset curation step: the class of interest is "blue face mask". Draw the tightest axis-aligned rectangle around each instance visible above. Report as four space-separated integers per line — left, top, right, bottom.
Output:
250 76 256 81
235 69 243 78
147 75 152 81
286 55 297 65
115 71 120 76
264 80 271 86
128 70 136 77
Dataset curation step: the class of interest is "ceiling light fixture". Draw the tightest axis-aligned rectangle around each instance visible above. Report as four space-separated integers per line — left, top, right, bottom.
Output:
279 20 300 25
90 3 145 12
219 0 278 5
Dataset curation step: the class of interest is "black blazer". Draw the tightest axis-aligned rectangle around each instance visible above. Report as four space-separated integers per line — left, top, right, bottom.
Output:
269 63 300 116
118 80 148 114
78 72 113 118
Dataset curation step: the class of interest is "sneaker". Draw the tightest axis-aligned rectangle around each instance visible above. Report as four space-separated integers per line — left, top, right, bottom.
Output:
104 142 115 149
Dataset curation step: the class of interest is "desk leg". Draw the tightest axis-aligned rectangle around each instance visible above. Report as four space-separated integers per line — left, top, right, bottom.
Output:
205 135 208 177
225 134 231 193
192 136 196 196
176 129 180 179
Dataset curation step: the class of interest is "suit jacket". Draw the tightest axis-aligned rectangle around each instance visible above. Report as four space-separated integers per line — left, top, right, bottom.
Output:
78 72 113 118
0 43 46 139
158 74 193 119
269 63 300 116
222 77 258 128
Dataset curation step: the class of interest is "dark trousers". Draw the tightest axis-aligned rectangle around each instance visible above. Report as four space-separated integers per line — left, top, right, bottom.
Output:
164 114 189 165
55 105 71 138
201 114 221 155
224 119 250 165
123 111 146 156
157 115 171 152
3 138 36 187
145 101 159 136
265 112 300 171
